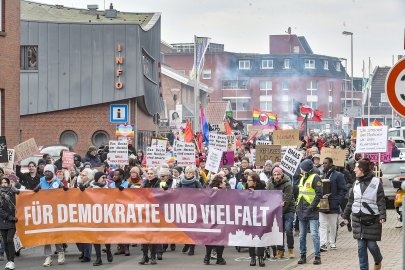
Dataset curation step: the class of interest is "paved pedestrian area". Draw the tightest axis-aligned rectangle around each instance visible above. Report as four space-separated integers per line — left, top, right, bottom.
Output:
283 209 403 270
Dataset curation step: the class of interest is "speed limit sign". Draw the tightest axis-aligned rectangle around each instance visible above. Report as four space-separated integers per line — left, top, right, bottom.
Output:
386 57 405 117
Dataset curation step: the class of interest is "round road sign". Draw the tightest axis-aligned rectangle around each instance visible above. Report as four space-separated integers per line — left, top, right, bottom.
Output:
386 57 405 117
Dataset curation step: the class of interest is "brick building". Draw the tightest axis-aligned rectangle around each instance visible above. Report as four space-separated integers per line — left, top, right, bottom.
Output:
164 34 359 131
0 0 21 147
19 1 164 155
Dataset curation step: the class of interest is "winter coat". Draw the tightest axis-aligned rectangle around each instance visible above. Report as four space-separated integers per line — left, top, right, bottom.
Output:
177 176 202 188
0 187 17 230
83 154 102 168
321 166 347 214
16 165 40 190
266 174 295 214
247 180 266 191
343 172 386 241
259 170 272 185
143 177 161 189
296 171 323 221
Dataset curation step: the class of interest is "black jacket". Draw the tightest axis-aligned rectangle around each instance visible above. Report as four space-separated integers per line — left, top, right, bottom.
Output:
322 166 347 214
343 172 386 241
142 177 161 189
0 187 17 230
16 165 41 190
266 174 295 214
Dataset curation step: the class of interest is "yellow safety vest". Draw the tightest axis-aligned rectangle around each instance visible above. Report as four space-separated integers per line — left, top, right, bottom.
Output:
298 174 320 207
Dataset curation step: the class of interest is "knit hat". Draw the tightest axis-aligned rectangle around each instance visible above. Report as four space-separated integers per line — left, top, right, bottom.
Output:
37 158 46 165
159 167 171 177
199 156 207 163
94 171 106 183
312 154 321 160
88 146 97 152
300 159 314 173
82 168 95 181
44 164 55 174
265 160 273 167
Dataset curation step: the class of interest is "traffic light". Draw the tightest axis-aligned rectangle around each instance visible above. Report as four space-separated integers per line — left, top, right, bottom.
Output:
153 113 160 125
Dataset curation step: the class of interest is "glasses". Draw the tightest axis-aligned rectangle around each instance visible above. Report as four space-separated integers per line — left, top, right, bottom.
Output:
147 173 154 175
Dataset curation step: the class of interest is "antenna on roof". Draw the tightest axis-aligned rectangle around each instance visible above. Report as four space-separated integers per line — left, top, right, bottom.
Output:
286 27 292 35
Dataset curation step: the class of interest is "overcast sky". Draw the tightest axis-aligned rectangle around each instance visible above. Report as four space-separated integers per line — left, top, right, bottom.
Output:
32 0 405 77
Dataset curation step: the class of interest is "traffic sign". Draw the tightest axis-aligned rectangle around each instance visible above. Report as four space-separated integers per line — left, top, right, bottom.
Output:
110 104 128 123
386 57 405 117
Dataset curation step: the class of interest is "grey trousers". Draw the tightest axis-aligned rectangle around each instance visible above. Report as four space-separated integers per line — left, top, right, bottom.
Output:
44 244 64 257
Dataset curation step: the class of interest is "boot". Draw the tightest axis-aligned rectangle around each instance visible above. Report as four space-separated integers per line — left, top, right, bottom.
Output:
258 256 265 267
124 244 130 256
216 258 226 265
182 245 189 253
313 256 321 265
216 248 226 265
298 254 306 264
93 257 103 266
250 257 256 266
150 255 157 265
188 245 195 256
78 252 84 260
170 244 176 251
157 253 163 260
138 255 149 265
288 248 295 258
275 250 284 259
106 249 113 262
374 262 382 270
203 256 210 265
114 245 125 255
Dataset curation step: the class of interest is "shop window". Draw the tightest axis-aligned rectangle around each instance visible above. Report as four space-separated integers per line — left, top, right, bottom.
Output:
92 130 110 148
60 130 78 148
20 46 38 70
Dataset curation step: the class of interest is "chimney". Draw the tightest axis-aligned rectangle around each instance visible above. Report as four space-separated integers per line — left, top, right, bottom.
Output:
105 3 117 18
87 4 98 15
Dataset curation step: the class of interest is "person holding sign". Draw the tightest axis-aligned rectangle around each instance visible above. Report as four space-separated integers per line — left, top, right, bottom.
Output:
296 159 323 266
342 158 386 270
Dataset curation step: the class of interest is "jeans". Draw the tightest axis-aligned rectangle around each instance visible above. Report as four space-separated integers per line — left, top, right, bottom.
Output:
141 244 158 258
94 244 111 257
0 229 15 262
319 213 339 246
277 212 295 251
76 243 92 258
357 239 383 270
249 247 265 257
299 219 320 257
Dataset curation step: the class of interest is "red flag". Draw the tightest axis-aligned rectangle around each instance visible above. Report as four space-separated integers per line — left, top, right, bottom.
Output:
247 131 259 144
372 119 383 126
197 132 203 153
275 114 279 130
361 118 367 127
184 120 194 143
224 120 232 135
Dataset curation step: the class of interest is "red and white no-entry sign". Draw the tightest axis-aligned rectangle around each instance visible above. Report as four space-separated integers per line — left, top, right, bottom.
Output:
386 57 405 117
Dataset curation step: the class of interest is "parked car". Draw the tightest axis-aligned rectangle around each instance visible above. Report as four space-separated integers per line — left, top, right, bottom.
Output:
20 153 43 174
380 158 405 202
40 144 72 161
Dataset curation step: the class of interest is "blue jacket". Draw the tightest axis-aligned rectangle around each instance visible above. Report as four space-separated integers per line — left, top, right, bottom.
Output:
83 154 102 168
38 177 63 190
109 179 134 188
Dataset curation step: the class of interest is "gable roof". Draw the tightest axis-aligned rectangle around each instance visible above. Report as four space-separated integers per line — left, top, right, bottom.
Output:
205 101 230 125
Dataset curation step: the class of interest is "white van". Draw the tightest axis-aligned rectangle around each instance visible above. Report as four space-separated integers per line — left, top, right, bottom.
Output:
388 127 405 141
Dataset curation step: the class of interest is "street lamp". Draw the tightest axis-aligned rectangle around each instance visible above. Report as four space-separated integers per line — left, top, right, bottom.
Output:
342 31 354 130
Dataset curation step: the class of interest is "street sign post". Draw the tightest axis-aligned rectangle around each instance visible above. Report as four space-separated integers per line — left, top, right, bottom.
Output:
110 104 129 123
386 57 405 117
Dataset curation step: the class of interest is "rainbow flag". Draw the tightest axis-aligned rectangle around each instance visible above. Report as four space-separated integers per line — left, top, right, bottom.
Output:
115 124 134 138
252 109 276 127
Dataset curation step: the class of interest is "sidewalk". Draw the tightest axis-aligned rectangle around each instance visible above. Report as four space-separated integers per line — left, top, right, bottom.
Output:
283 209 403 270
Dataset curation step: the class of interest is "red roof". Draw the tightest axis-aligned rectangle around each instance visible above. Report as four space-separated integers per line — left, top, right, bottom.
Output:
204 101 229 125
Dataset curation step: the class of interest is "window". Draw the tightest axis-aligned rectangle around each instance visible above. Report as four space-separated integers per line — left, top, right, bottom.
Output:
328 102 333 118
282 80 288 90
329 96 333 102
259 80 272 90
304 59 315 69
381 93 388 103
260 96 272 111
328 81 334 91
239 60 250 70
0 0 3 32
142 52 154 79
222 80 248 89
293 46 300 53
281 95 289 112
284 59 290 69
92 130 110 148
324 60 329 70
307 80 318 90
20 46 38 70
229 99 251 111
202 69 211 79
60 130 78 147
336 62 341 71
307 95 318 110
261 60 273 69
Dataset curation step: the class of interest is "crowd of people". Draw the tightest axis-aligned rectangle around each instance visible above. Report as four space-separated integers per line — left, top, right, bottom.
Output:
0 131 392 270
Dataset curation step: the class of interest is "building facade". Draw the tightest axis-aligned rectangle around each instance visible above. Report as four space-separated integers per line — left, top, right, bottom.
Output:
19 1 164 154
0 0 21 147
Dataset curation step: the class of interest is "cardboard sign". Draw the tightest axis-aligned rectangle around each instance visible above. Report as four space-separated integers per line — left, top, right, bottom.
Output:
146 147 166 167
151 139 167 149
62 151 75 169
227 135 236 151
205 147 222 173
356 126 388 153
115 124 135 138
175 141 196 167
0 149 14 172
220 151 235 167
209 133 228 151
0 136 8 163
364 141 393 163
279 147 304 176
14 138 38 161
255 145 282 166
272 130 300 146
256 140 272 146
210 124 225 133
320 147 346 167
108 140 129 165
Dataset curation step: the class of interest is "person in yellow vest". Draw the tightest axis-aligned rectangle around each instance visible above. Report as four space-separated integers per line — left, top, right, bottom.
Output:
296 159 323 266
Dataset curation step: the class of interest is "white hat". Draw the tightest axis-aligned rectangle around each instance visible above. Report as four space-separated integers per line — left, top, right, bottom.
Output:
44 164 55 174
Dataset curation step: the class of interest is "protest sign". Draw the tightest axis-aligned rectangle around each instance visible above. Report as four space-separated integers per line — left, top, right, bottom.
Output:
351 130 357 139
320 147 346 167
364 140 393 163
17 189 283 248
209 133 228 151
0 149 14 172
0 136 8 163
176 141 196 167
151 139 167 149
115 124 134 138
108 140 129 165
220 151 235 167
62 152 75 169
250 149 256 165
256 140 272 146
206 147 223 173
227 135 236 151
255 145 282 166
14 138 38 161
279 147 304 176
272 130 300 146
146 147 166 167
356 126 388 153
